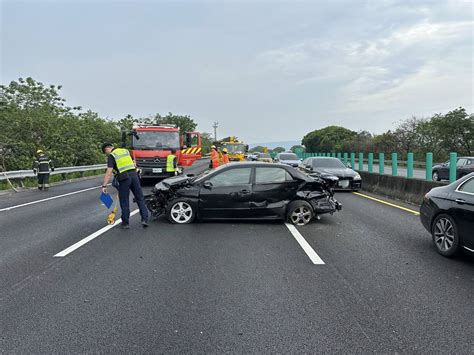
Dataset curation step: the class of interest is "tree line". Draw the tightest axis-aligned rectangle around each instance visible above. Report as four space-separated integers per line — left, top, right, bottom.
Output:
301 107 473 162
0 77 209 171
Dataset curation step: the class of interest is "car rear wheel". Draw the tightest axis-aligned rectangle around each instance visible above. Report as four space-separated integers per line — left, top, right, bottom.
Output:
287 201 314 226
432 171 440 181
167 199 196 224
431 214 460 257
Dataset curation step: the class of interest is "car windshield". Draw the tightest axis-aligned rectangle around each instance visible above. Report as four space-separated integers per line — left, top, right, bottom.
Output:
133 131 180 150
311 158 347 168
279 153 298 160
223 143 246 153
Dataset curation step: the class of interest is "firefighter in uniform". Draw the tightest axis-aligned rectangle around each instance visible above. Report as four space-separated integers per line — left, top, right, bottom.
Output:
222 148 230 164
101 143 149 229
166 149 178 176
210 145 220 169
33 150 54 190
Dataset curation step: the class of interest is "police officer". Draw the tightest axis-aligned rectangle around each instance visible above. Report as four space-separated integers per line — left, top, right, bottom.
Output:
166 149 178 176
101 143 149 229
33 150 54 190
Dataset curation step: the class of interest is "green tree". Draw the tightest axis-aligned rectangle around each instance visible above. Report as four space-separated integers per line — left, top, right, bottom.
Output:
430 107 473 156
249 146 266 153
290 145 305 153
302 126 357 153
200 132 213 154
0 77 120 170
153 112 197 136
273 146 286 153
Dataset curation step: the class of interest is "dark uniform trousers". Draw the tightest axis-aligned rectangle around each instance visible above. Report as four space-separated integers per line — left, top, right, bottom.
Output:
117 171 149 225
34 155 53 190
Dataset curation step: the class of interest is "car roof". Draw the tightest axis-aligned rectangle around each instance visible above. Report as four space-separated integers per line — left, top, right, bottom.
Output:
307 157 340 160
214 161 293 169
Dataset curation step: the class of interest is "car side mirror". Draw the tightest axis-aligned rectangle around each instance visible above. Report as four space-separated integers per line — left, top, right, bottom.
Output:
203 181 213 189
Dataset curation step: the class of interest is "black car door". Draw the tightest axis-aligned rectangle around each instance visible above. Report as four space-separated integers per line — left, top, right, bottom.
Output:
451 176 474 249
199 167 253 219
251 166 300 218
455 158 468 179
438 161 450 180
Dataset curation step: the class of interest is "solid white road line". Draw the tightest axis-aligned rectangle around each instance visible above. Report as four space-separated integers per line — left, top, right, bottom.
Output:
0 186 100 212
54 209 140 257
285 223 325 265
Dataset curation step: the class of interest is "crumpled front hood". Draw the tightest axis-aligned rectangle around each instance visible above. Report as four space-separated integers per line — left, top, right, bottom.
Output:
155 175 192 190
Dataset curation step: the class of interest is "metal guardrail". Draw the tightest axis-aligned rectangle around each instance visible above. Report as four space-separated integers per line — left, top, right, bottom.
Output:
0 164 106 181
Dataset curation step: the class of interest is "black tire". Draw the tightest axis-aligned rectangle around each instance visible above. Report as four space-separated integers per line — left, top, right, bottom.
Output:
431 214 460 257
286 200 314 226
166 199 196 224
432 171 440 181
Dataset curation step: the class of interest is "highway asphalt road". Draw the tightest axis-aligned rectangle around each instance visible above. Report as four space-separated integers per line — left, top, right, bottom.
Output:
1 159 472 353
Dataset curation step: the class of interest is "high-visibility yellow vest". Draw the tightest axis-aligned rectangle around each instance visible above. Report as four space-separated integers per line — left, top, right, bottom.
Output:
111 148 135 174
166 154 176 172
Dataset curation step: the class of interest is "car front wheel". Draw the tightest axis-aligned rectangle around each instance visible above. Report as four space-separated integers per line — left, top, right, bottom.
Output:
431 214 460 257
287 200 314 226
167 199 196 224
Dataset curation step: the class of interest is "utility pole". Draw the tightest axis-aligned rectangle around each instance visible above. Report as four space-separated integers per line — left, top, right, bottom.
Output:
212 122 219 141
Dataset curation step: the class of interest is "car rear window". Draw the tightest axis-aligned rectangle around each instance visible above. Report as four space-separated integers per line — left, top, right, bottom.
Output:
458 177 474 193
255 167 293 184
312 158 346 168
279 154 298 160
209 167 251 187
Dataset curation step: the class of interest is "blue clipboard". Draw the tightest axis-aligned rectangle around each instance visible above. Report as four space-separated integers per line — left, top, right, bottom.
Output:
100 192 114 209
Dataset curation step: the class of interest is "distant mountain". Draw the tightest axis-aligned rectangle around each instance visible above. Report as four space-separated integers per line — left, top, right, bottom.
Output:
249 140 301 150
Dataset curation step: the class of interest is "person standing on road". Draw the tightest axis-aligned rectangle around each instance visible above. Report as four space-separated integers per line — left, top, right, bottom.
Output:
101 143 149 229
210 145 220 169
166 149 178 176
222 148 230 164
33 150 54 191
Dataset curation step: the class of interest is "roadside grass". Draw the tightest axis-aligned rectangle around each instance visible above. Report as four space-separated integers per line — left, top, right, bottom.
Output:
0 169 105 191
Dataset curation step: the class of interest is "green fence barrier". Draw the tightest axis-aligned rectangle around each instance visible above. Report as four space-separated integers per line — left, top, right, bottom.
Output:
391 153 397 176
426 153 432 181
407 153 413 179
449 152 457 183
326 150 462 182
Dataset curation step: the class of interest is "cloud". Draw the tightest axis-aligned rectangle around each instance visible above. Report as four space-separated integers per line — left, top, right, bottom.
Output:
256 18 472 98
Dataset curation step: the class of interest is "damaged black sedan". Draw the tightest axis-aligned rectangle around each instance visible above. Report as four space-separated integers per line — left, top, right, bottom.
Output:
145 162 342 225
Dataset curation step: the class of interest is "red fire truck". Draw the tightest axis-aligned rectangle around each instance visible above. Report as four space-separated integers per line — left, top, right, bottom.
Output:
122 124 202 180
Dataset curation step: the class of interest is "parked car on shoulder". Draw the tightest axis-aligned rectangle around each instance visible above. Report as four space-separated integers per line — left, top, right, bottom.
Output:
145 162 342 225
255 152 273 163
299 157 362 191
432 157 474 181
274 152 301 167
420 173 474 257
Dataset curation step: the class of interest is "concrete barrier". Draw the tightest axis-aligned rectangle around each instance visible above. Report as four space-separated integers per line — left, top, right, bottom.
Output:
359 171 447 205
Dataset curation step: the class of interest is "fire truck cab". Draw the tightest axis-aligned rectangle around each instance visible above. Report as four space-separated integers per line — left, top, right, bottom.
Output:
122 124 202 180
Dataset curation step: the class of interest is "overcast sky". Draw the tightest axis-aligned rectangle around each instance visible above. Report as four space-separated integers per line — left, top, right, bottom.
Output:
1 0 473 143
